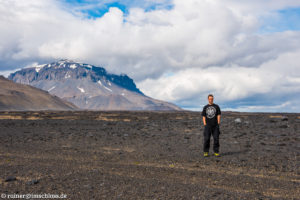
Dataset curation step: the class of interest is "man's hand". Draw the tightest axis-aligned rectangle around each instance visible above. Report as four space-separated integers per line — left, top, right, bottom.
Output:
202 116 206 126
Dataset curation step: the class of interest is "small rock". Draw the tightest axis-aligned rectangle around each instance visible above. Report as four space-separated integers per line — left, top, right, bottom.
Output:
278 143 286 146
5 176 17 182
279 124 288 128
87 133 93 137
26 179 39 185
270 116 288 122
234 118 242 123
83 184 93 189
124 134 128 137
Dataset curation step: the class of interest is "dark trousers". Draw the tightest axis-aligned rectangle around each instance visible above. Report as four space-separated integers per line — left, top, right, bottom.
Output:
203 124 220 153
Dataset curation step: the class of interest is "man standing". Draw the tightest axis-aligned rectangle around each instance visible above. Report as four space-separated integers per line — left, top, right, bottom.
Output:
201 94 221 157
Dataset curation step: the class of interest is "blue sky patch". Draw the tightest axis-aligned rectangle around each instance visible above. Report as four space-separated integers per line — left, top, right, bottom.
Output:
63 0 174 19
259 7 300 33
63 0 128 18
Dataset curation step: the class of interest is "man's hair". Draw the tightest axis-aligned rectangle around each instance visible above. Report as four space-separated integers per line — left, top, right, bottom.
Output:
208 94 214 99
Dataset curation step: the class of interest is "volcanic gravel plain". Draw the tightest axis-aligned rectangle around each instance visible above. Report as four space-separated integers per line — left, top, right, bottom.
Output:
0 111 299 199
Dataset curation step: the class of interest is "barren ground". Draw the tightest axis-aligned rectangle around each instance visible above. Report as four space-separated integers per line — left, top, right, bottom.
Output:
0 111 299 199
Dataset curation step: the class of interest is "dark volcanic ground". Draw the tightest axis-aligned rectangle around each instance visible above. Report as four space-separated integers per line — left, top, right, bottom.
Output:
0 111 299 199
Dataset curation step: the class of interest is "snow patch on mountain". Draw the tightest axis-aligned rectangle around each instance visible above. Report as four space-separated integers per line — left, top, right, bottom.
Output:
35 64 46 72
65 72 71 79
70 64 77 69
77 87 85 93
48 86 56 92
103 85 112 92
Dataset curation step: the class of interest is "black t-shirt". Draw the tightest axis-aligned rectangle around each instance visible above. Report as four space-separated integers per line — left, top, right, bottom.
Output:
201 103 221 127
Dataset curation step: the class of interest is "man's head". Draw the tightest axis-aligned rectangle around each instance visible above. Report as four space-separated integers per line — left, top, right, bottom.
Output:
208 94 214 105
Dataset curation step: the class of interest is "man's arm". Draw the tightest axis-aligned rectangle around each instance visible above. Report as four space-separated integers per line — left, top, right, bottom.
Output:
217 105 221 124
201 106 206 126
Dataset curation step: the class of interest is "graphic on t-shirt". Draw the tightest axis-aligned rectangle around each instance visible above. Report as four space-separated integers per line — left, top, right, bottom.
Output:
206 106 216 119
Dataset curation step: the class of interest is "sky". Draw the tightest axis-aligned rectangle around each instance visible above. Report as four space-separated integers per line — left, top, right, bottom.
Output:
0 0 300 112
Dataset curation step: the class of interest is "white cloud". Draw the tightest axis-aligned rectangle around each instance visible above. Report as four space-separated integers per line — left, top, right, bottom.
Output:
137 50 300 111
226 101 292 112
0 0 300 111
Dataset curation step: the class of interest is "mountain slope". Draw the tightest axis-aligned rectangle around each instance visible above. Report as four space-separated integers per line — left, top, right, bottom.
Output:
8 60 182 111
0 75 78 111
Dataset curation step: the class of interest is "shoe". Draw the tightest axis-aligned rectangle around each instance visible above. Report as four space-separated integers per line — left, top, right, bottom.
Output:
214 152 220 157
204 152 209 157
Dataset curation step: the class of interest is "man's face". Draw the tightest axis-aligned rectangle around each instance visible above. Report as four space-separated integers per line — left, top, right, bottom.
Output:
208 96 214 104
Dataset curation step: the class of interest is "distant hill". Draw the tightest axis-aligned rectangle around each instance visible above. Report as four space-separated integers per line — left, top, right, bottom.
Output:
8 59 182 111
0 75 77 111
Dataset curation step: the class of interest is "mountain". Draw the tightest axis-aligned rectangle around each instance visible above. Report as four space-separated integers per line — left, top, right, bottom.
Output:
0 75 77 111
8 59 182 111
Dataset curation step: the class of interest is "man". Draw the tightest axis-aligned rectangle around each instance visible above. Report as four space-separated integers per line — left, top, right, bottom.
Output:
201 94 221 157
